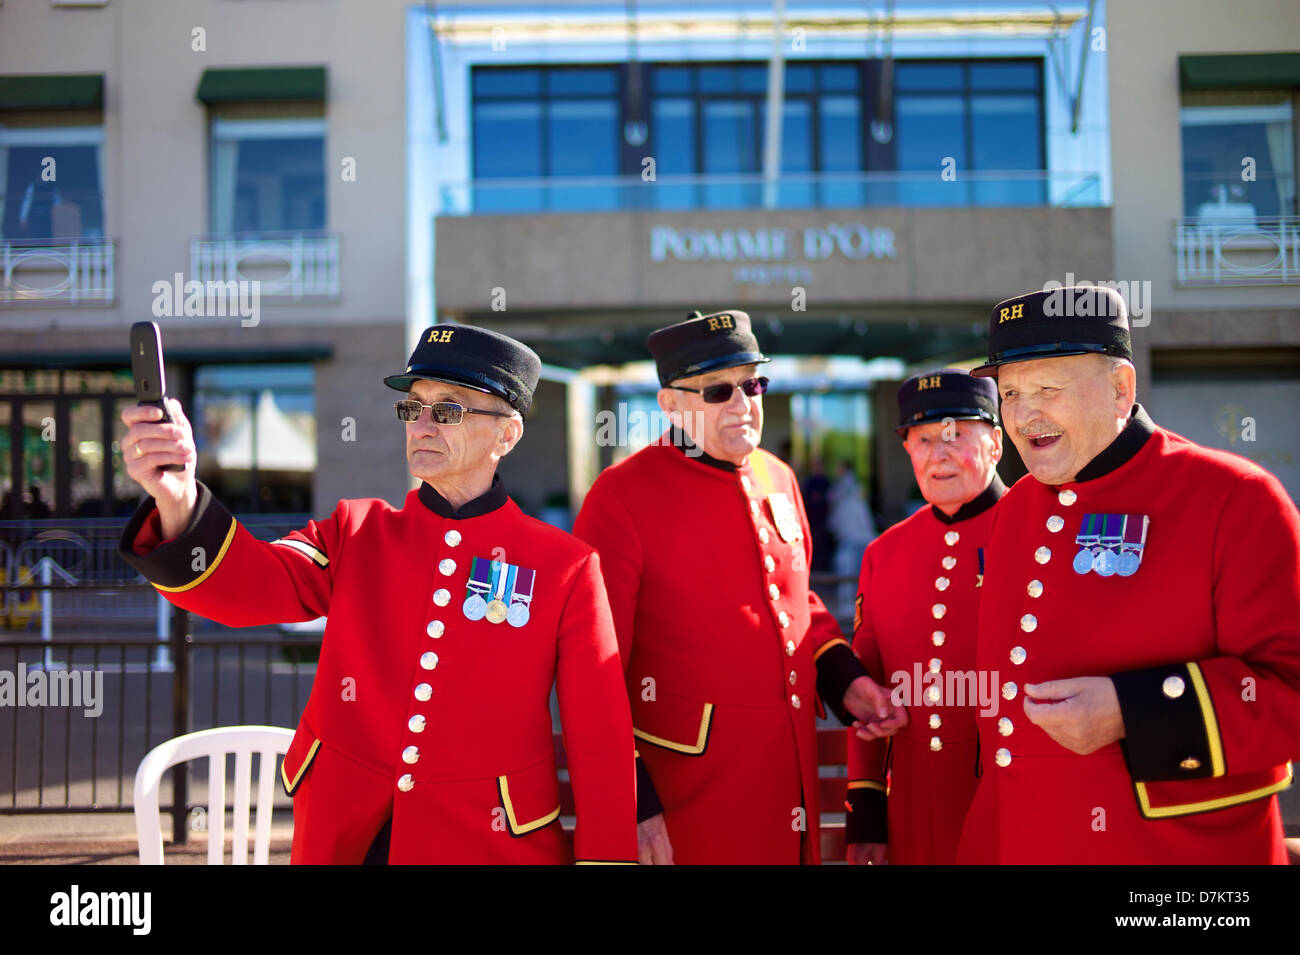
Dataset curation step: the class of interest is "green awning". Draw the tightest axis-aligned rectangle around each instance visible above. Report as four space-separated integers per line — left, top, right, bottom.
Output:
1179 54 1300 90
196 66 327 104
0 74 104 110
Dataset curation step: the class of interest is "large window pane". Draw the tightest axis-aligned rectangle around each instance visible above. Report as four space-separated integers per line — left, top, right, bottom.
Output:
473 101 543 212
897 95 968 204
651 98 695 209
548 99 618 210
971 94 1043 204
702 100 759 207
896 62 964 91
0 129 105 242
819 95 863 206
970 62 1039 91
210 119 325 235
1181 91 1296 219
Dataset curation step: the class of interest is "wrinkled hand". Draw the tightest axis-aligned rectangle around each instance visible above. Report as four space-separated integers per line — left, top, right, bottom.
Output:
1023 677 1125 755
120 398 197 538
847 842 887 866
637 813 674 865
845 676 908 740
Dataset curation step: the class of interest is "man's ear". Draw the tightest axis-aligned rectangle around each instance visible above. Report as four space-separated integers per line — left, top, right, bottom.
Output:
496 418 524 459
657 388 683 425
990 425 1004 462
1113 361 1137 414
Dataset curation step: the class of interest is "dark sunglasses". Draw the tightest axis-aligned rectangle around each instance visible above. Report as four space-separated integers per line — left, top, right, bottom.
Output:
394 399 516 425
669 376 769 404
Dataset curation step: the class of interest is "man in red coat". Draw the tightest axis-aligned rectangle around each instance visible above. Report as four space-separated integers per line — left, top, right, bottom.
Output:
118 325 636 865
846 369 1005 865
956 286 1300 864
573 310 905 865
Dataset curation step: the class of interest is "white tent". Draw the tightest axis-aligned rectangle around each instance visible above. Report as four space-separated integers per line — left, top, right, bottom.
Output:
214 389 316 472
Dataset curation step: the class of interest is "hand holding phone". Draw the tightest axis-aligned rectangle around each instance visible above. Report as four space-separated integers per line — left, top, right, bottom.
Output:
130 322 183 472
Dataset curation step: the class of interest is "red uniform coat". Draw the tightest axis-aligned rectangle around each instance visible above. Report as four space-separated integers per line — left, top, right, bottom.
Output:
573 431 866 864
846 478 1003 864
957 406 1300 864
120 478 636 865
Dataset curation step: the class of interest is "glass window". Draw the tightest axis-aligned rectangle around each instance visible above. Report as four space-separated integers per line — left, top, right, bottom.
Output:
548 99 619 210
896 62 964 91
651 98 696 209
210 118 326 235
1181 90 1296 219
702 100 760 207
971 94 1044 203
896 94 968 204
0 125 105 242
474 68 541 98
970 62 1040 90
819 64 861 92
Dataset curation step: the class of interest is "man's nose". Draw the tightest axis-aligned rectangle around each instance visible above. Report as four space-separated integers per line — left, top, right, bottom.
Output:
726 383 750 411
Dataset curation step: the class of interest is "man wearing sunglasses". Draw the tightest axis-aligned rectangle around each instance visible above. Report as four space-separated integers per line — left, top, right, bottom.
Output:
118 324 636 865
573 309 906 865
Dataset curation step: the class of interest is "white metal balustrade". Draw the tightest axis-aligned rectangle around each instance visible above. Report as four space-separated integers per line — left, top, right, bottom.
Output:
190 232 339 301
0 239 116 304
1174 217 1300 286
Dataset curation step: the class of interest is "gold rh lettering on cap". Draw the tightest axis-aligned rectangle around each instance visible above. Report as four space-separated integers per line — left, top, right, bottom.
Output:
998 303 1025 324
917 376 942 391
706 315 735 332
426 330 455 343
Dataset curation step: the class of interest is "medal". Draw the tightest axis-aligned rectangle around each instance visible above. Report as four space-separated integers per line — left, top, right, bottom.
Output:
1073 514 1102 575
507 567 535 628
1094 514 1124 577
768 492 802 543
484 559 516 625
463 558 494 621
1117 514 1149 577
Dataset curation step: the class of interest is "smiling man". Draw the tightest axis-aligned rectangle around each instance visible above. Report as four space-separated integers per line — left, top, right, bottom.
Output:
956 286 1300 864
117 324 636 865
573 309 905 865
845 369 1004 866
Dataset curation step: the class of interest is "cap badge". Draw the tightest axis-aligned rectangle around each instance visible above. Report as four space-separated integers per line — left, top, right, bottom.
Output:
998 302 1026 324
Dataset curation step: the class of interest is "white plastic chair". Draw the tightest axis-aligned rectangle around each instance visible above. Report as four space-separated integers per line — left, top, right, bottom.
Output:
134 725 295 865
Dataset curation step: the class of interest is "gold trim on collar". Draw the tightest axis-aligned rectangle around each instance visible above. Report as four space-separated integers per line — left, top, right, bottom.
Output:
271 537 329 568
498 776 561 835
847 780 887 793
633 702 714 755
281 738 321 796
153 517 238 593
1134 763 1292 819
1185 662 1225 777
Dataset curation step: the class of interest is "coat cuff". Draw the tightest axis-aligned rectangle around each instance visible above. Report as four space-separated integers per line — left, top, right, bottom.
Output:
635 753 664 823
117 482 238 592
1112 662 1223 782
844 781 888 844
815 639 869 726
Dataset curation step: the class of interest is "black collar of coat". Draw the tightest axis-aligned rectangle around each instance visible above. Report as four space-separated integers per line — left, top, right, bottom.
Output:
931 473 1007 525
418 474 509 519
668 426 739 472
1071 403 1156 483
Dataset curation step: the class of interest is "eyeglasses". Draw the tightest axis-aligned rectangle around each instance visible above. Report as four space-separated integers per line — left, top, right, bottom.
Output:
668 376 769 404
394 399 516 425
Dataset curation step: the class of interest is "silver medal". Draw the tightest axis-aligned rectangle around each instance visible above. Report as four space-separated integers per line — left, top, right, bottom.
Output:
1072 548 1095 575
1117 551 1141 577
507 602 530 628
463 593 487 621
1095 549 1119 577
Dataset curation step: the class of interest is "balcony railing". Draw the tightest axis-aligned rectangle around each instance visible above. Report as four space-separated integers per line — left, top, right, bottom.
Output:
0 239 115 305
436 170 1104 217
190 232 339 302
1174 217 1300 287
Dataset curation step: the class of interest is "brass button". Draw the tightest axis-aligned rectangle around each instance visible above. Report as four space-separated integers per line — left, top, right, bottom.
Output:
750 500 760 516
432 588 451 607
420 651 438 670
932 603 947 620
931 630 946 647
994 747 1012 768
1034 546 1051 565
788 671 797 686
1180 757 1202 771
927 657 941 674
414 683 432 702
1010 646 1027 666
444 530 462 547
438 558 457 576
764 555 776 573
1002 681 1018 701
778 611 790 628
929 714 942 730
930 736 943 752
785 640 796 656
426 620 444 638
997 717 1014 737
408 715 426 733
924 685 942 705
741 475 752 492
941 555 957 570
1058 489 1078 506
402 745 420 765
1163 675 1186 699
790 694 801 709
1046 515 1065 533
397 774 414 792
758 528 769 544
934 576 950 592
944 531 960 546
1020 614 1037 633
1026 579 1043 598
768 584 780 600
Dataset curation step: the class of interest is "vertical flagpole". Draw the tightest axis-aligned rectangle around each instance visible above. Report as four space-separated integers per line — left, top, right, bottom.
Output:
762 0 787 210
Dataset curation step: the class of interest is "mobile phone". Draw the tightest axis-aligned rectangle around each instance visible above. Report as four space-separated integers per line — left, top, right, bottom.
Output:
129 321 184 472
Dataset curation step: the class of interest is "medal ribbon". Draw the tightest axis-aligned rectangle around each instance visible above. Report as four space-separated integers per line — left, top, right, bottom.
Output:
467 558 493 595
490 561 517 603
1075 513 1101 547
1099 514 1124 550
1122 514 1149 550
512 567 535 606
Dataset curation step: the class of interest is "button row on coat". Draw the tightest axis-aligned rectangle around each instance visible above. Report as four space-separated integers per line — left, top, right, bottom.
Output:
405 535 460 793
